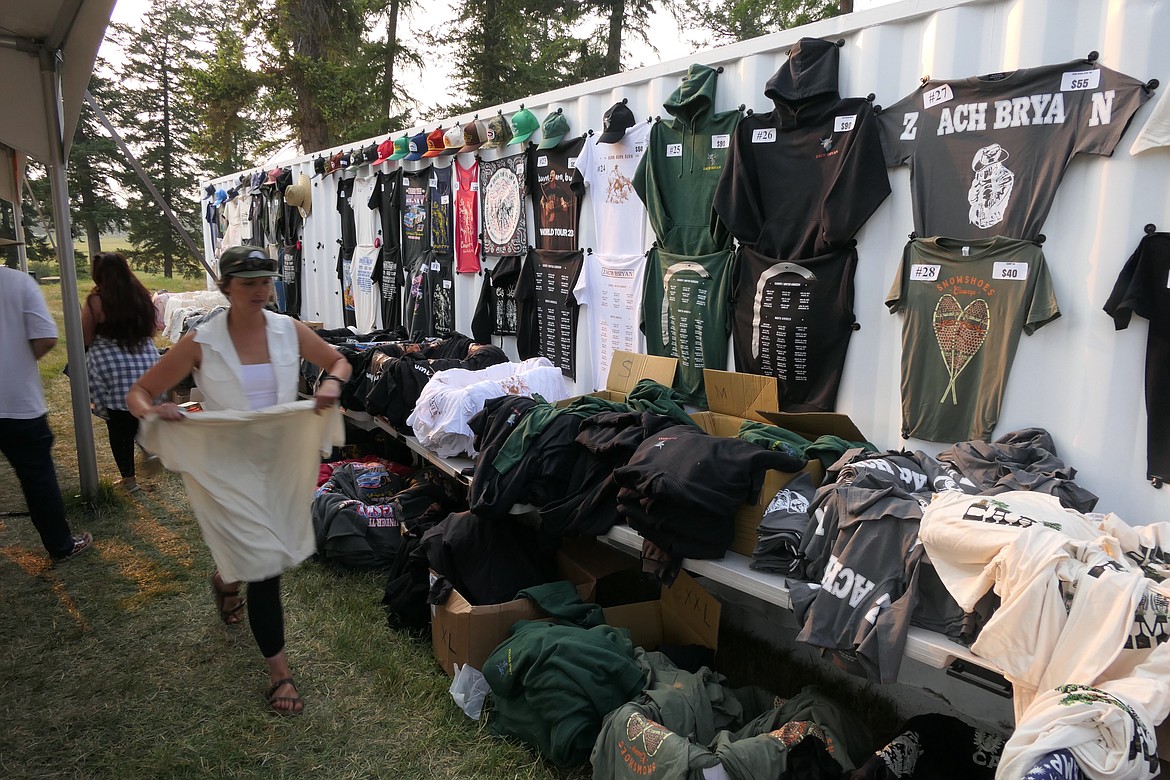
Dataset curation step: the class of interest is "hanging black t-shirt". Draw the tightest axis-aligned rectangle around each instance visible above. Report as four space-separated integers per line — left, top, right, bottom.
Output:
472 254 521 343
335 177 358 326
369 170 403 329
1104 232 1170 484
528 137 585 251
480 152 528 257
280 197 303 318
732 245 858 412
516 249 583 378
400 168 431 271
429 165 454 256
403 250 435 339
430 252 456 337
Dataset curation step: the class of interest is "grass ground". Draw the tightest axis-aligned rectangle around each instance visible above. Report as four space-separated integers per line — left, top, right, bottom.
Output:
1 265 901 779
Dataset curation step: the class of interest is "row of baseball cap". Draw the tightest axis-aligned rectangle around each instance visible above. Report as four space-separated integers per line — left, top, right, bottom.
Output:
310 101 641 176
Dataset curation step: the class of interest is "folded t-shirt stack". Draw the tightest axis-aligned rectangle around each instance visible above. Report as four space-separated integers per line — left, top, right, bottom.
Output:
613 425 806 583
407 357 569 458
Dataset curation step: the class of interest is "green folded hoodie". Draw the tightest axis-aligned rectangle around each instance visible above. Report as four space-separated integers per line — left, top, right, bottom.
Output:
634 63 741 256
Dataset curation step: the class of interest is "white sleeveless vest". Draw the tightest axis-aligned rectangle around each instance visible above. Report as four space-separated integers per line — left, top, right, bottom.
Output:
193 309 300 411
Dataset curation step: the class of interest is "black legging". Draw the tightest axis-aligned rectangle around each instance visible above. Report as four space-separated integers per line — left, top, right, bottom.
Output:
105 409 139 479
246 575 285 659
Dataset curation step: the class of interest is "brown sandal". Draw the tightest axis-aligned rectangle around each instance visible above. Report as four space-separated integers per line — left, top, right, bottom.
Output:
267 677 304 716
210 574 244 625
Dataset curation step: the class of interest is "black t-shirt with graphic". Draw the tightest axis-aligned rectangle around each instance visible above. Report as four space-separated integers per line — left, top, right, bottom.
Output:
878 60 1151 241
369 170 403 329
429 165 454 255
336 177 358 326
400 167 432 270
516 249 583 378
732 245 858 412
528 137 585 251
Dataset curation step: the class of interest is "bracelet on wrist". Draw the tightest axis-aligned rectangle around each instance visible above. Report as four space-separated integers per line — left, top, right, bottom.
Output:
320 373 345 385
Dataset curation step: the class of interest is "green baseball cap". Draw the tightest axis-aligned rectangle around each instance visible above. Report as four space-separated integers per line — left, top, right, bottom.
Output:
508 108 540 145
387 135 410 161
537 110 571 149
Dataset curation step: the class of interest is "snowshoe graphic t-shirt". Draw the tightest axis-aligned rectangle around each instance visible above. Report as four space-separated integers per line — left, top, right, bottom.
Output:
732 245 858 412
529 137 585 251
642 247 733 403
455 160 481 273
369 169 402 329
878 60 1151 241
573 122 651 256
516 249 583 378
572 253 646 390
479 152 528 257
886 236 1060 443
1104 232 1170 485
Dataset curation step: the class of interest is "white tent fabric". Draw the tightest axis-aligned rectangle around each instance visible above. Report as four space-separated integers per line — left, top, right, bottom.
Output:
0 0 117 160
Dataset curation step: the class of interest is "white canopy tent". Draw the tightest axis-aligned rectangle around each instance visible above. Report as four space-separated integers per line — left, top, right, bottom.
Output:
1 0 118 501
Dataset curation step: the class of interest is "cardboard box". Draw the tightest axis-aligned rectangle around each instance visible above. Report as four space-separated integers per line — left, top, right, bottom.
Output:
557 537 658 607
602 569 721 652
430 554 598 676
556 350 678 407
690 369 865 556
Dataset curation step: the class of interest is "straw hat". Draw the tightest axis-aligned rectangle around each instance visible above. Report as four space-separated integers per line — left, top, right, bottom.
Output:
284 173 313 219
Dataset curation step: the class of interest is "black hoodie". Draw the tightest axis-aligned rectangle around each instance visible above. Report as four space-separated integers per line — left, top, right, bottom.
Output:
713 37 890 261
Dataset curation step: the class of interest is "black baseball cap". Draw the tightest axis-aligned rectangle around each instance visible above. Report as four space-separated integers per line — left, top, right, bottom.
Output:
598 102 636 144
220 247 279 278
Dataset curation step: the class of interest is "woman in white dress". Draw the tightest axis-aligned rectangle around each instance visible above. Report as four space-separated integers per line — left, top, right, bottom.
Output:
126 246 350 715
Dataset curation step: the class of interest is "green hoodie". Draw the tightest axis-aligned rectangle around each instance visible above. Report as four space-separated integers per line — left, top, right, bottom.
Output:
634 64 741 256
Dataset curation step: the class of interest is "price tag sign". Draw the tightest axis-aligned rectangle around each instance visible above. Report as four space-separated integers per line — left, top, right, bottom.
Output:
711 134 730 149
430 261 440 272
666 144 683 157
751 128 776 144
536 155 548 167
442 279 452 289
440 195 449 205
992 262 1028 280
470 182 479 192
567 157 577 169
1061 69 1101 91
834 115 857 133
910 264 940 282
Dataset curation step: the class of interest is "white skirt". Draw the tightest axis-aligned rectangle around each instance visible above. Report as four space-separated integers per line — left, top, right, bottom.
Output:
139 401 343 583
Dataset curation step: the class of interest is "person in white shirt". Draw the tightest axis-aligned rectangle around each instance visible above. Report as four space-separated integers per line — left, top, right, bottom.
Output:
0 265 92 562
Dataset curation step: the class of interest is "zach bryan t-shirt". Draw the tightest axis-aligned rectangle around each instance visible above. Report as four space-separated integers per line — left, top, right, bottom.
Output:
886 236 1060 443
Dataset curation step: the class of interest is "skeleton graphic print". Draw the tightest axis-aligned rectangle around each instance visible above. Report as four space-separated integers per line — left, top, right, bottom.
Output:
479 153 528 256
968 143 1014 229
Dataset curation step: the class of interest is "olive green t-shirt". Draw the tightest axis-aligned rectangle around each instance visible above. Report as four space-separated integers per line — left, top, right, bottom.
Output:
886 236 1060 443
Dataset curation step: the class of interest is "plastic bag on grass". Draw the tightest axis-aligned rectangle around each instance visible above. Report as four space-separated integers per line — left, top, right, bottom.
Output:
449 663 489 720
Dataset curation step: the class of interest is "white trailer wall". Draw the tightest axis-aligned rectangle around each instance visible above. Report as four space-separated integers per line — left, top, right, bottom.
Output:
202 0 1170 524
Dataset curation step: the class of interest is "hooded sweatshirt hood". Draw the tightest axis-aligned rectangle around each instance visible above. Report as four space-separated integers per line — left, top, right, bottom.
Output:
664 63 719 127
765 38 841 127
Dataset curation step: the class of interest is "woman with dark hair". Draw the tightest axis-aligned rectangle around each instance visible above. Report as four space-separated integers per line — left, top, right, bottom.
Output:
82 251 160 492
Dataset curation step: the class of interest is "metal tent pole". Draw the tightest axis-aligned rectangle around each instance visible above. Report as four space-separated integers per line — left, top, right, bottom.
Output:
13 195 28 273
40 46 99 502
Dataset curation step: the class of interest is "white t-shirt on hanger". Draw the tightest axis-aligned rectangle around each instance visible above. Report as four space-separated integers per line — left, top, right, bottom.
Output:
574 122 651 256
573 253 647 390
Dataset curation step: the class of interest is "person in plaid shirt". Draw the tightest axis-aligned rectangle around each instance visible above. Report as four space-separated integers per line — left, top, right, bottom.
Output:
82 252 160 493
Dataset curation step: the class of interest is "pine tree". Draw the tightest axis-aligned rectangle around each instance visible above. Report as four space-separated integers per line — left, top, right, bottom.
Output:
106 0 205 278
681 0 840 46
